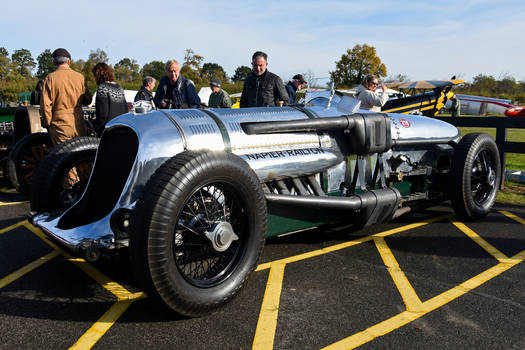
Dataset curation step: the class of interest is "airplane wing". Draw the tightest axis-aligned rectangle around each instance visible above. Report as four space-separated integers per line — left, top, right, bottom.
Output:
396 80 464 89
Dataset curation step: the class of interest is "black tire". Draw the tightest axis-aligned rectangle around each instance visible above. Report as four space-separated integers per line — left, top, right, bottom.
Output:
450 133 501 219
130 150 267 317
8 132 52 194
30 136 99 213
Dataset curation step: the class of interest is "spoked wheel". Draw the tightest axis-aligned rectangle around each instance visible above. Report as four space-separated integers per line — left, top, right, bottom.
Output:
174 184 249 287
450 133 501 219
30 136 99 213
131 151 267 317
8 132 52 194
57 156 94 210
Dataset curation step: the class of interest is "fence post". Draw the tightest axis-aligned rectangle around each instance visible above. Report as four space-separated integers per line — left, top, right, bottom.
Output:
495 126 507 190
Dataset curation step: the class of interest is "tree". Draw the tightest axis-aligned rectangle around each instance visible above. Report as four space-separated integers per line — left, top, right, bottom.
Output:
232 65 251 82
12 48 36 78
201 62 228 83
140 60 165 80
181 48 204 84
329 44 387 88
0 47 11 79
471 74 497 94
36 49 55 79
81 48 109 86
114 58 140 83
384 73 410 83
0 47 31 103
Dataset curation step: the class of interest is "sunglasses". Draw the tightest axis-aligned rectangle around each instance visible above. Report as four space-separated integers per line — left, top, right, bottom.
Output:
370 81 379 86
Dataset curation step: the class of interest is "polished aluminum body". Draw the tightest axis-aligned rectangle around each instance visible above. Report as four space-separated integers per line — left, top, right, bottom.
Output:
33 95 460 255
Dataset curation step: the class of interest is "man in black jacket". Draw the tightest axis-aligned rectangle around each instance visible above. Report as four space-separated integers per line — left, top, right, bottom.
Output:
240 51 289 108
153 60 200 109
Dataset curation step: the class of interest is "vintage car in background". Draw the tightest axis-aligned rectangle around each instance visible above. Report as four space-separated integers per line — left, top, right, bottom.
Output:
0 105 97 193
30 94 501 317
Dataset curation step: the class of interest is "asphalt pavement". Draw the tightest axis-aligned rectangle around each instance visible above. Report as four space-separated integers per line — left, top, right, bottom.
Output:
1 187 524 349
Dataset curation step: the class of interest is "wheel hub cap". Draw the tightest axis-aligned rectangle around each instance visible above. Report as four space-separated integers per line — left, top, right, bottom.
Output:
205 222 239 252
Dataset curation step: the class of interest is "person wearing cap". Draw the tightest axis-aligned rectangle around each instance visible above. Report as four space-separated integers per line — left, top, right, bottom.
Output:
134 76 156 103
208 78 232 108
240 51 289 108
285 74 307 105
40 48 92 145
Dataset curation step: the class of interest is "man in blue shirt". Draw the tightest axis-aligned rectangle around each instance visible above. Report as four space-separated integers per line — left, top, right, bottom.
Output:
153 60 200 109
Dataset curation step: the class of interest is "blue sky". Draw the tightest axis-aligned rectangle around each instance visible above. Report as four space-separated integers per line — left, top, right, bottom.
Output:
3 0 525 84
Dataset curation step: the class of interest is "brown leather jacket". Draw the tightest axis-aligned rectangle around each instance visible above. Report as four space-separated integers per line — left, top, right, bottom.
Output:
41 65 92 145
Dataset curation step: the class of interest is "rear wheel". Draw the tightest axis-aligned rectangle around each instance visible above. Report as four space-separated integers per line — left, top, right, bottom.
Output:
449 133 501 219
30 136 99 213
130 150 267 317
8 132 52 194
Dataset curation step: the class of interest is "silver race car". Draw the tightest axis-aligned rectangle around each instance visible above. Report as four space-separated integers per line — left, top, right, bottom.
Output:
30 94 501 316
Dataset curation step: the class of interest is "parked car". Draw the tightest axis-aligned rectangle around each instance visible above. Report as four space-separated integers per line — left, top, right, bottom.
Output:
31 95 501 317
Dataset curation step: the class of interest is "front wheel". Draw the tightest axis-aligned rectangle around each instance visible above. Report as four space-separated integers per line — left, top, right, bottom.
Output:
30 136 99 213
449 133 501 219
130 151 267 317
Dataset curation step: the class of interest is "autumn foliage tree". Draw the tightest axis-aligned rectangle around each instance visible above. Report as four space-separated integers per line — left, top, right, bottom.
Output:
330 44 387 88
181 49 204 85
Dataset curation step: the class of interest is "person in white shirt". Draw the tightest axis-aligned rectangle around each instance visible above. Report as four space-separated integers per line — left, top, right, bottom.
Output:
355 74 389 112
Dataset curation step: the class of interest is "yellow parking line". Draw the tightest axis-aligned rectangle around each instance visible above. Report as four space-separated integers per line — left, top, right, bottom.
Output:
67 258 146 301
0 201 28 206
23 221 143 301
374 237 423 311
0 219 26 235
23 221 148 348
256 215 448 271
450 220 510 263
0 250 59 289
499 210 525 225
323 248 525 350
252 263 286 350
69 300 134 350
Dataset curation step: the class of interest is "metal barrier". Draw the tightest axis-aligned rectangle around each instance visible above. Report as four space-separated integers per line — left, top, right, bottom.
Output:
435 116 525 187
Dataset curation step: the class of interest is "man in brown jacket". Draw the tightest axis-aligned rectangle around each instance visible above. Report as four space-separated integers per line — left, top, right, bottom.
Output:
41 48 92 145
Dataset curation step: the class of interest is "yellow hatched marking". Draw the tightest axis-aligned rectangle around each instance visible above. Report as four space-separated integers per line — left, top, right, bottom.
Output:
24 222 143 300
499 210 525 225
374 237 423 311
255 215 448 272
67 258 147 301
252 263 286 350
0 220 147 349
323 248 525 350
0 250 59 289
450 220 510 263
0 201 28 206
23 221 147 347
0 219 26 235
69 300 134 350
0 187 18 194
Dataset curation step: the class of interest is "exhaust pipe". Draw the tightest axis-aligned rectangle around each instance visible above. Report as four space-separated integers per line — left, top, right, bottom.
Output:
266 187 401 227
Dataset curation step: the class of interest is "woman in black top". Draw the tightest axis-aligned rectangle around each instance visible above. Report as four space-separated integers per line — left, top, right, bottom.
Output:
92 63 128 136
